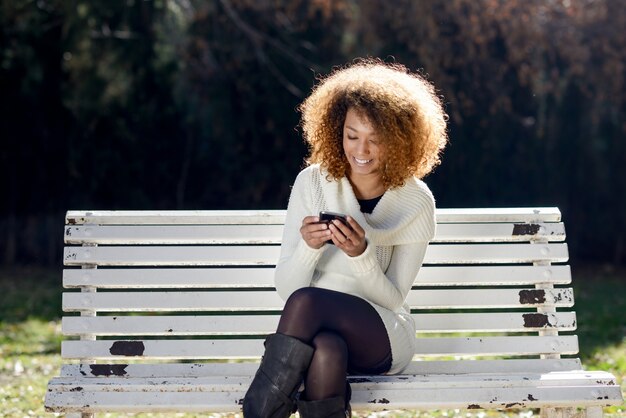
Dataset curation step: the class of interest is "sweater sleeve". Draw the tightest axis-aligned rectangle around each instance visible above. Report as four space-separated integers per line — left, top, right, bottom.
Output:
349 240 428 311
347 197 435 311
274 169 326 301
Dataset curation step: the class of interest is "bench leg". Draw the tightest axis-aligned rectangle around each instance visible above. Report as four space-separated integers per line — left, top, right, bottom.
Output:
540 407 603 418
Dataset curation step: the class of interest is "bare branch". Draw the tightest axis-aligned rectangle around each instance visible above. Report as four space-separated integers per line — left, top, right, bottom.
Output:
217 0 321 71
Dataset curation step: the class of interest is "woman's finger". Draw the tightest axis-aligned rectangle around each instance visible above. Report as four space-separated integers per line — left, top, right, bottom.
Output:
328 222 347 240
300 216 331 249
331 219 352 237
333 219 364 247
329 229 345 247
345 216 365 236
302 216 320 226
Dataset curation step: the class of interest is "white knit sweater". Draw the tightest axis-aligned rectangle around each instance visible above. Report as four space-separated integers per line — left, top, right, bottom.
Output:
274 164 436 374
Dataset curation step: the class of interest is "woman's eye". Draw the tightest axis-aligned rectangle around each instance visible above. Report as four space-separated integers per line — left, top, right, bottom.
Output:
347 136 358 140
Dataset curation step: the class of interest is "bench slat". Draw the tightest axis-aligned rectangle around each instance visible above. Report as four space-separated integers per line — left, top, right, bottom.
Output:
64 222 566 245
63 243 569 266
66 207 562 225
45 370 620 392
60 335 579 359
61 312 577 336
414 265 571 286
66 210 286 225
44 383 620 413
413 312 576 332
62 288 574 312
44 386 620 413
58 358 585 378
63 265 572 288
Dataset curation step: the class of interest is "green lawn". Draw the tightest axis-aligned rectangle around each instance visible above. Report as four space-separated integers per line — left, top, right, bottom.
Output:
1 265 624 418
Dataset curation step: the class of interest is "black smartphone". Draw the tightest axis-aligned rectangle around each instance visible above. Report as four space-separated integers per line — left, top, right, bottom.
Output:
319 211 349 226
319 211 350 245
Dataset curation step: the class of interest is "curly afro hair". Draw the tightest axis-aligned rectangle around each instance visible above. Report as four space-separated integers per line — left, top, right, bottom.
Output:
299 58 448 188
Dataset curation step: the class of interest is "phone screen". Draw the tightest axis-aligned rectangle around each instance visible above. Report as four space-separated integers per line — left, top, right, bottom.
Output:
319 211 348 225
319 211 350 245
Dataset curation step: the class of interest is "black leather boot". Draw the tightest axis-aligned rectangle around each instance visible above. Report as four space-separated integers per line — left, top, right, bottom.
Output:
296 396 348 418
242 333 314 418
296 381 351 418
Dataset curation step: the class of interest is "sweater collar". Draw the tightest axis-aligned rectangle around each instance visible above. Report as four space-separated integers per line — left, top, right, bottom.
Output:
318 166 432 245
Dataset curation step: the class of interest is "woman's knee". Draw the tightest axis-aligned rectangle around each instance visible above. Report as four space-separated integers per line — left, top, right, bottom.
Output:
278 288 331 339
283 287 325 316
311 331 348 366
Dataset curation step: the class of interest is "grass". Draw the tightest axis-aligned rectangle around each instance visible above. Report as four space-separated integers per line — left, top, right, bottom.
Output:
0 265 624 418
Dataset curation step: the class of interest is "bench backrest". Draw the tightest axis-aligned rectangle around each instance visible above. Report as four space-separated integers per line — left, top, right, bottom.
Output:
61 208 579 372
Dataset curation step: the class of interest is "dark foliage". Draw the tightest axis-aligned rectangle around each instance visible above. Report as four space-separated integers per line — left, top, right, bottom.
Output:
0 0 624 266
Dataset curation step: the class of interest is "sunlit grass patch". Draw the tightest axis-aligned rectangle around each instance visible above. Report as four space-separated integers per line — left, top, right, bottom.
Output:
0 319 62 418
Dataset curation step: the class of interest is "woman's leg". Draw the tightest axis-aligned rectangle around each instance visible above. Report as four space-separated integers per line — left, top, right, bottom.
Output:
305 331 348 400
277 287 392 401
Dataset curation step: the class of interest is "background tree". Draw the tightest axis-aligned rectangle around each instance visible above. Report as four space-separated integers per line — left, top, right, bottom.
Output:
363 0 626 263
179 0 351 208
0 0 624 266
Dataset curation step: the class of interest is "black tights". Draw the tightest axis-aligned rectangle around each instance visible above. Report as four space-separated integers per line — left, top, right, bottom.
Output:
276 287 392 401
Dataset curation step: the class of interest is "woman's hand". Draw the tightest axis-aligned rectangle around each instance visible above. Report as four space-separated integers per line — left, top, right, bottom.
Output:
300 216 332 249
329 216 367 257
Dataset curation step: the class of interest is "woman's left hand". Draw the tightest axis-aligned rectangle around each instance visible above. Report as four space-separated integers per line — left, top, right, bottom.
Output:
329 216 367 257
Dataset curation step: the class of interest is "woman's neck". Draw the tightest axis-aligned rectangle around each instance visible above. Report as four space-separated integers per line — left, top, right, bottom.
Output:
347 172 386 200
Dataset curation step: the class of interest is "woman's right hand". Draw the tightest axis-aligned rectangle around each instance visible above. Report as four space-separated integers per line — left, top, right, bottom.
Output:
300 216 331 249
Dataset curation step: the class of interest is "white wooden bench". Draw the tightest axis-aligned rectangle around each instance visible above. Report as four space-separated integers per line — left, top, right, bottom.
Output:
45 208 623 417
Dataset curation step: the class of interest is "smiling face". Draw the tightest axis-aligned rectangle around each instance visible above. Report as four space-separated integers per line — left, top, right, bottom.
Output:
342 107 385 182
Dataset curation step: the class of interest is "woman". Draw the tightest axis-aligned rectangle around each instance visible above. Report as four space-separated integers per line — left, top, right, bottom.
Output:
243 59 448 417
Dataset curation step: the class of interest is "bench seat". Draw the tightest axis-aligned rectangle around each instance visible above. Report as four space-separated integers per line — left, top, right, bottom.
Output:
45 208 624 417
47 368 618 413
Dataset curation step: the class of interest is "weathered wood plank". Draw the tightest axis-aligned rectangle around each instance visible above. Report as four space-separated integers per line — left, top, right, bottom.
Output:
62 288 575 312
61 312 577 336
65 208 562 225
60 336 579 359
423 243 568 264
435 207 561 223
45 370 622 391
65 210 287 226
63 265 572 289
45 373 621 413
63 243 569 266
63 222 566 245
413 265 571 286
59 359 585 378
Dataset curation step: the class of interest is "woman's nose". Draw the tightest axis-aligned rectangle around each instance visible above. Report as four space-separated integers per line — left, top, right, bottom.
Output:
356 139 370 154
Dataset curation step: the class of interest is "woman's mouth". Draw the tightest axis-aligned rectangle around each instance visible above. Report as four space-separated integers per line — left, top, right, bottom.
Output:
353 157 373 166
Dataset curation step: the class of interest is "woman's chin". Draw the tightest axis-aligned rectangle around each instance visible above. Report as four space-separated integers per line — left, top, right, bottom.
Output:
348 164 381 177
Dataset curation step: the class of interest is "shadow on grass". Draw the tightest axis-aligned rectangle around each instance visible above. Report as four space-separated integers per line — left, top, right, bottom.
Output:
0 266 63 323
0 267 64 357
